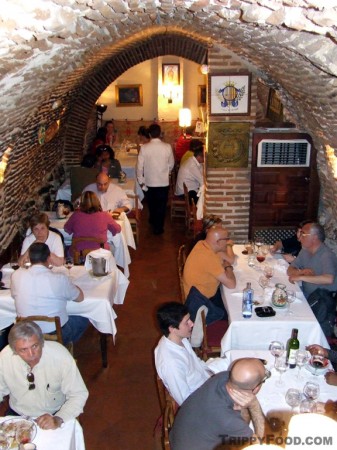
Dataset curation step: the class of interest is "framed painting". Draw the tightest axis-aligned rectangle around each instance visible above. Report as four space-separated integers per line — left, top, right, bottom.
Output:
198 85 207 106
209 73 251 116
162 64 180 85
266 88 284 122
116 85 143 107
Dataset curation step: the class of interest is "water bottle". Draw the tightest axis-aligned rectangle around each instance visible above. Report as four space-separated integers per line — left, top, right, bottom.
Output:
242 282 253 319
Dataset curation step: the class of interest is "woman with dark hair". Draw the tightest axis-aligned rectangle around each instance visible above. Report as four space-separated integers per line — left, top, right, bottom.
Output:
19 212 64 267
64 191 121 254
96 144 122 178
91 127 107 154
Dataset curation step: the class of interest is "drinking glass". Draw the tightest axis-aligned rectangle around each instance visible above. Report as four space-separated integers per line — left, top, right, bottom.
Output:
300 399 317 413
256 249 265 264
286 290 296 315
275 356 288 385
285 388 302 412
10 251 20 270
263 265 274 280
258 275 269 302
64 257 74 277
310 354 326 376
269 341 285 366
261 244 270 257
303 382 320 400
244 240 253 255
295 349 309 380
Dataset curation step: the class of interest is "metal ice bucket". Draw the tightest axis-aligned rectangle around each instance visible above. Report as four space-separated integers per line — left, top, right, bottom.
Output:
90 256 108 277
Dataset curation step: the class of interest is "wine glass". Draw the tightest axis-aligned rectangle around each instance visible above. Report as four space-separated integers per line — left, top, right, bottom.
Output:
295 349 309 380
256 249 265 264
310 354 326 376
300 399 317 413
303 381 320 400
10 251 20 270
269 341 285 366
285 388 302 413
275 355 288 385
263 265 274 280
258 275 269 302
286 290 296 315
64 256 74 276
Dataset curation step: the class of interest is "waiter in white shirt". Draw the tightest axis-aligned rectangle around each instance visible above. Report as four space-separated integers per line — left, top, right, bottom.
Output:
175 140 204 205
137 124 174 235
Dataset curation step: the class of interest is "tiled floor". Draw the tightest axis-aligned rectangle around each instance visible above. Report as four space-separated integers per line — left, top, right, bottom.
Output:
76 204 187 450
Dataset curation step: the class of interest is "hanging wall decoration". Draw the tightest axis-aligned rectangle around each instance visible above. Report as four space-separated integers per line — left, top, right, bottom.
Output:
209 73 251 116
207 122 250 168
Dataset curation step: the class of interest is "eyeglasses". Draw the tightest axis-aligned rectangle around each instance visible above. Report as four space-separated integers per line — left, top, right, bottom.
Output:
299 231 312 237
27 372 35 390
218 237 230 242
253 369 271 390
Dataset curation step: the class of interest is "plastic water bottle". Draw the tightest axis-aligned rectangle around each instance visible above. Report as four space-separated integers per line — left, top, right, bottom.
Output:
242 282 254 318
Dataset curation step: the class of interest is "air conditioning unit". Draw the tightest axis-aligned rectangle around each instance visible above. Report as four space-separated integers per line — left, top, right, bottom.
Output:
257 139 311 168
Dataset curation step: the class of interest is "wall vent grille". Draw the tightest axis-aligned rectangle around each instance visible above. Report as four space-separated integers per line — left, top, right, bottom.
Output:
257 139 311 167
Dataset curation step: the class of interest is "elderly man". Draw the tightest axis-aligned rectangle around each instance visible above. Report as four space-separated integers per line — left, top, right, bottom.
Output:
155 302 212 406
137 123 175 235
170 358 267 450
175 140 204 205
11 243 88 345
83 172 131 214
0 321 88 429
287 222 337 336
183 226 236 322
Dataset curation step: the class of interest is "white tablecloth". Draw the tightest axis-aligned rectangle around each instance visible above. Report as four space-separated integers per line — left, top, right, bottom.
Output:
46 210 135 278
220 246 329 354
0 265 129 338
222 350 337 425
0 417 85 450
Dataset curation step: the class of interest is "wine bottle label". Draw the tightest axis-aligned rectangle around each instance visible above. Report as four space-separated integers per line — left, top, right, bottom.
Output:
288 348 298 367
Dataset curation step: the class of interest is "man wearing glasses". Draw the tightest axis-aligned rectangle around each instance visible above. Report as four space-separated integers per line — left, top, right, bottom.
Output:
0 321 88 430
170 358 267 450
183 226 236 323
287 222 337 336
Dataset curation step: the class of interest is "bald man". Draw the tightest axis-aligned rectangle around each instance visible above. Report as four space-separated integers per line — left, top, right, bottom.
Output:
83 173 131 214
183 226 236 322
170 358 267 450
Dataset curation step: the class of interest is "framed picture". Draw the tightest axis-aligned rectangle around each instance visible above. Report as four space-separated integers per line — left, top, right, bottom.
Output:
116 85 143 107
198 85 207 106
209 73 251 116
266 88 284 122
162 64 180 85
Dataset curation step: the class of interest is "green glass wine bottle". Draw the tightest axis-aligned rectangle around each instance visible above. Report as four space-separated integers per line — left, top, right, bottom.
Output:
286 328 299 368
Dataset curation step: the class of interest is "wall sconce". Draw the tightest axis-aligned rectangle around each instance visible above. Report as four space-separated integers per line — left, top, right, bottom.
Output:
179 108 192 138
162 85 180 104
96 104 108 128
200 64 209 75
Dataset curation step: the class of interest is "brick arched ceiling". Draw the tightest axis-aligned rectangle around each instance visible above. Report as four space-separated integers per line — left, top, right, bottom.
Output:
1 0 337 249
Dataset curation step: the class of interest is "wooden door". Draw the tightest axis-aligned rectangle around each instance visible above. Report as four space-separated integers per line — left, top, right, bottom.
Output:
249 131 320 237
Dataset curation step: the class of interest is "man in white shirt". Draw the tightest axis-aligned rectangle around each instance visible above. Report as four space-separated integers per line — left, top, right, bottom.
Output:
11 243 88 345
83 173 131 214
0 321 88 429
137 124 175 235
175 140 204 205
154 302 211 405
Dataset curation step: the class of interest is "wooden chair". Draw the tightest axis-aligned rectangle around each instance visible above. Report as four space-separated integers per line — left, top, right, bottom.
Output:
177 245 187 303
16 315 63 344
156 376 177 450
200 310 229 361
183 183 202 237
169 170 185 222
71 237 104 265
127 193 141 245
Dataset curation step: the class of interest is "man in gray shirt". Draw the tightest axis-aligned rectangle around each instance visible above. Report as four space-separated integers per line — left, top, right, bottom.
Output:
170 358 267 450
287 222 337 336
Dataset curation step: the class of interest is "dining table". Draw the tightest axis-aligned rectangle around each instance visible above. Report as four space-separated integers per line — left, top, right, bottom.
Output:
45 210 134 278
114 146 139 180
0 416 85 450
220 245 330 355
0 262 129 368
220 349 337 440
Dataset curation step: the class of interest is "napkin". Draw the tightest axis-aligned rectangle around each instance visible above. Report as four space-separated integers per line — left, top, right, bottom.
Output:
84 248 117 273
274 259 289 274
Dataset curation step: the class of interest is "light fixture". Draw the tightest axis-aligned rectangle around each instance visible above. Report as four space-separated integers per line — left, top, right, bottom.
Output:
200 64 209 75
179 108 192 138
96 104 108 128
162 85 179 104
286 413 337 449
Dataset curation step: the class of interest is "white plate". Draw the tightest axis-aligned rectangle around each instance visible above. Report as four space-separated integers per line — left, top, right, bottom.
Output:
0 417 37 449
